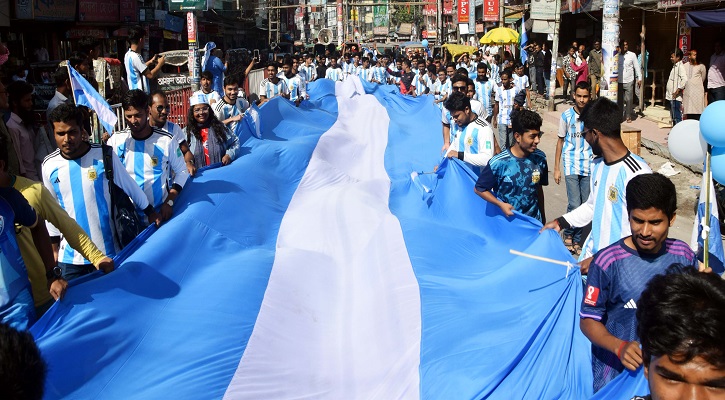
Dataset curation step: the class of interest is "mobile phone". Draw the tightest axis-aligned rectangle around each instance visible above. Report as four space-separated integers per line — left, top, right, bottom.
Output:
253 49 260 60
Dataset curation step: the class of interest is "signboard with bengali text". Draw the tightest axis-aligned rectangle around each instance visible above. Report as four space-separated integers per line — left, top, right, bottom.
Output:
79 0 119 22
483 0 498 21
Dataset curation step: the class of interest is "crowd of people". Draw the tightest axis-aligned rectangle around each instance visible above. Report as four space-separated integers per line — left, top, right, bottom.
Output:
0 25 724 398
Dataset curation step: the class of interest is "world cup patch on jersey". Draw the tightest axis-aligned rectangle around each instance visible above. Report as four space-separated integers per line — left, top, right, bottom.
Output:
88 169 97 181
584 285 600 306
532 169 541 184
607 185 618 203
151 156 159 167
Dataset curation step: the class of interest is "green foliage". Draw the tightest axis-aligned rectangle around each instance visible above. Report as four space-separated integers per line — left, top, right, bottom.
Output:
391 5 422 26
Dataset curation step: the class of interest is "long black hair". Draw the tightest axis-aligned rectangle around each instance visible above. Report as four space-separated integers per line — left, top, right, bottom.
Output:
185 104 228 145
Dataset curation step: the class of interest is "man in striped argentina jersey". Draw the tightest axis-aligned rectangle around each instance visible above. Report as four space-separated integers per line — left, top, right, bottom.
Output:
433 69 452 110
554 82 593 252
148 90 196 176
258 63 290 106
356 57 375 83
474 63 496 122
324 58 343 82
108 90 189 223
372 57 389 84
216 76 251 134
123 25 165 94
279 59 306 105
298 54 317 87
44 104 160 278
542 97 651 274
441 75 487 153
413 60 431 95
443 92 498 174
492 69 518 150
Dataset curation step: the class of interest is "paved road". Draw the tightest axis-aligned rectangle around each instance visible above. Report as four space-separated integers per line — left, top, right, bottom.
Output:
537 113 699 245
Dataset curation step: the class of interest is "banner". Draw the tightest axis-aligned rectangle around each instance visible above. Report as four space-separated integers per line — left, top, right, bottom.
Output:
169 0 205 11
33 0 76 20
423 0 436 16
444 0 453 14
373 0 388 28
458 0 470 23
119 0 137 22
678 12 691 63
483 0 499 21
78 0 119 22
531 0 557 20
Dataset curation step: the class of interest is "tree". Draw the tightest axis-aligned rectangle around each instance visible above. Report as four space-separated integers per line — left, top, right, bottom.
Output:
390 5 422 26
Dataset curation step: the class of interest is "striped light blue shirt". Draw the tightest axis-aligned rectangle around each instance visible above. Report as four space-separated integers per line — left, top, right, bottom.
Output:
558 107 593 176
475 79 496 118
42 144 152 264
124 49 149 93
107 127 190 211
495 86 517 126
325 67 343 82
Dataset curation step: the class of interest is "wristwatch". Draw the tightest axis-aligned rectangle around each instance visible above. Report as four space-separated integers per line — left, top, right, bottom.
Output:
166 199 174 207
46 266 62 282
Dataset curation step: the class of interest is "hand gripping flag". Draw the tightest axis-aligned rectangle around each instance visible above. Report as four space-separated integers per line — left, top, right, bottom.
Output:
691 164 725 274
67 63 118 134
243 102 262 139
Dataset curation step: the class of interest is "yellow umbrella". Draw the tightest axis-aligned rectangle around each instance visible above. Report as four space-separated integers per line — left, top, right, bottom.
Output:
442 44 478 59
479 27 520 45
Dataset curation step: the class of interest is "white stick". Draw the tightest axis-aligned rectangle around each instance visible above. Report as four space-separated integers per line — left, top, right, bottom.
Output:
509 249 576 278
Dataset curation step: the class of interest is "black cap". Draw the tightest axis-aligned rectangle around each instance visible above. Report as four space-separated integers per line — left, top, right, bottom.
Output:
514 90 527 105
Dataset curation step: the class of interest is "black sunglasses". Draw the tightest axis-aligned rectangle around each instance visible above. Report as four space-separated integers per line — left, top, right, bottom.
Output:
156 105 170 112
452 86 466 92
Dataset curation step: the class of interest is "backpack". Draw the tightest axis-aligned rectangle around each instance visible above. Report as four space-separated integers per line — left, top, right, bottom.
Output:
101 144 144 249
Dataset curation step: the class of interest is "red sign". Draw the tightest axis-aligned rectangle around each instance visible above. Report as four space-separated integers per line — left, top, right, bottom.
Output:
678 12 691 63
120 0 137 22
443 0 453 14
423 0 436 16
458 0 469 22
483 0 499 21
78 0 119 22
186 12 197 43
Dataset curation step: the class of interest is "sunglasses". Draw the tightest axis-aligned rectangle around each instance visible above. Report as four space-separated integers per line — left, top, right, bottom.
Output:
156 105 170 113
452 86 466 92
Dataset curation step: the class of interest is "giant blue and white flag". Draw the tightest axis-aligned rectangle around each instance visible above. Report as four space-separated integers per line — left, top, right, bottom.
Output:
32 77 616 399
691 164 725 274
67 62 118 134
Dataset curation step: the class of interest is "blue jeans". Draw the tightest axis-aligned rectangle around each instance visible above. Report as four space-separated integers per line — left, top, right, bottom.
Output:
58 262 96 281
497 124 513 150
670 99 682 125
564 174 590 243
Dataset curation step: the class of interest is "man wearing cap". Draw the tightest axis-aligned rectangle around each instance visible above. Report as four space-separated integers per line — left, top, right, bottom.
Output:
108 90 189 224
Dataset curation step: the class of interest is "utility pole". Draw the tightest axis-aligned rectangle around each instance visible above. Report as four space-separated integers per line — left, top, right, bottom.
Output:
187 12 200 91
639 10 645 111
436 0 442 45
601 0 619 102
547 0 561 111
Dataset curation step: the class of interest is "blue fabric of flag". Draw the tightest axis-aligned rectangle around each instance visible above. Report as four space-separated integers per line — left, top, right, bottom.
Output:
29 76 649 399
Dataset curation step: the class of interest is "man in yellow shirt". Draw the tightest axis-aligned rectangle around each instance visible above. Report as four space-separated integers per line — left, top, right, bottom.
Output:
0 136 114 315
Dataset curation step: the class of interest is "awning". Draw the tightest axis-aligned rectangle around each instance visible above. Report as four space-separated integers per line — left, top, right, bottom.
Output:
686 9 725 28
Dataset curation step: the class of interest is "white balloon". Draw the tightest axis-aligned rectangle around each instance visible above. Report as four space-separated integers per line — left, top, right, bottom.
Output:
668 119 708 165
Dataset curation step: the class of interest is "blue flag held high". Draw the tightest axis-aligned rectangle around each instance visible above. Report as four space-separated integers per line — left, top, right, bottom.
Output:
67 62 118 134
520 15 529 65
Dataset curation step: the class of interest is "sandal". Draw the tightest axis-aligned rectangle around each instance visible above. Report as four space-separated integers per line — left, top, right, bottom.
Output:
563 236 576 253
573 243 582 256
